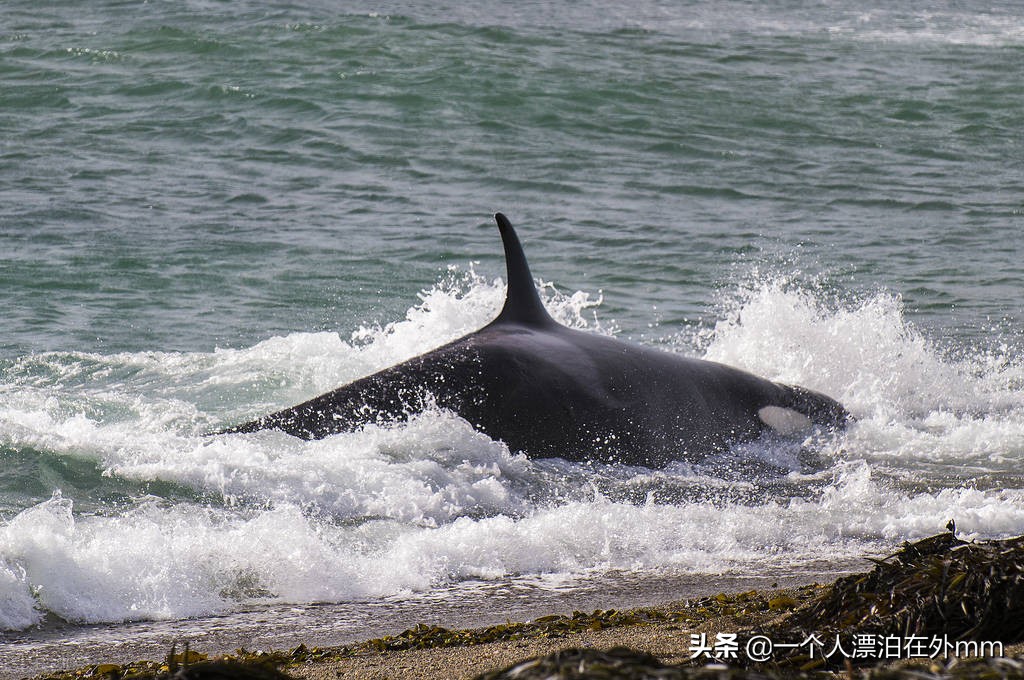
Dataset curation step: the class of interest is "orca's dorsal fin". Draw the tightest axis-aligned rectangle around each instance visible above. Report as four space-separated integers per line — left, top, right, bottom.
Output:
493 213 554 327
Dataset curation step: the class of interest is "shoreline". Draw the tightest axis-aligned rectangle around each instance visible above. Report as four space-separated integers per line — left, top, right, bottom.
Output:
289 585 827 680
9 570 839 680
22 580 1023 680
20 584 827 680
16 532 1024 680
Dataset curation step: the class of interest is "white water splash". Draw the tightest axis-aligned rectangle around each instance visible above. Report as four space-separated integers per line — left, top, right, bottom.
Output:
2 270 1023 630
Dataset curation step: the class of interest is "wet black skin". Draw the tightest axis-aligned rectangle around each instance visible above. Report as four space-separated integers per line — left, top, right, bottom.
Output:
218 214 849 466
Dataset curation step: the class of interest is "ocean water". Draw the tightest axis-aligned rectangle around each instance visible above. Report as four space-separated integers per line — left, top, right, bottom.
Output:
2 0 1024 670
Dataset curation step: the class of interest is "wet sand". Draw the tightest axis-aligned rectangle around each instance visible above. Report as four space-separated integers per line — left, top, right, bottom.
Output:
18 580 1023 680
290 591 807 680
9 568 844 680
20 533 1024 680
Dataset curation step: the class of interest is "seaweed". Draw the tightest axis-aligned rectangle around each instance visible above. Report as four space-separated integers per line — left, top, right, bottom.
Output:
346 587 817 656
18 592 814 680
478 531 1024 678
23 532 1024 680
476 648 1024 680
475 646 707 680
26 642 295 680
778 532 1024 649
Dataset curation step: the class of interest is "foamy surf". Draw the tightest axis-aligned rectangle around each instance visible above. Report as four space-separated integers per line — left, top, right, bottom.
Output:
2 269 1023 631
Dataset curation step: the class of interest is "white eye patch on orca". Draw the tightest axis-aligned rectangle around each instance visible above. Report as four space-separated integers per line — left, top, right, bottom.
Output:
758 406 813 435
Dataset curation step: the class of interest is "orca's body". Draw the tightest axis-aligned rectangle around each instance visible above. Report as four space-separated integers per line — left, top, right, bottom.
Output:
220 214 848 466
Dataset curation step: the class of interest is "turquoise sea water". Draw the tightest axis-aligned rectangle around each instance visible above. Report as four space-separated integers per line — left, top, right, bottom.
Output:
2 0 1023 670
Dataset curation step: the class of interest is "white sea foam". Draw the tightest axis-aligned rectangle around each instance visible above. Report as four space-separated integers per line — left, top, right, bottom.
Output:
623 4 1024 47
3 462 1022 630
200 268 608 420
699 279 1024 475
2 271 1023 630
836 11 1024 47
0 560 36 631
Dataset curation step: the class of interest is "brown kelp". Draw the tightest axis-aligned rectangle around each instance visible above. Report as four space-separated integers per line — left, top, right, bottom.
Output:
24 532 1024 680
776 532 1024 658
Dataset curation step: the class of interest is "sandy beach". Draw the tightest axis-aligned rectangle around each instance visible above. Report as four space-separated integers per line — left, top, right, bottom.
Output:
5 569 836 680
21 584 822 680
20 532 1024 680
23 581 1024 680
289 588 817 680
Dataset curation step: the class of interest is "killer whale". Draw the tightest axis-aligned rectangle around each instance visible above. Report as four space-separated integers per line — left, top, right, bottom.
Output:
218 214 849 466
